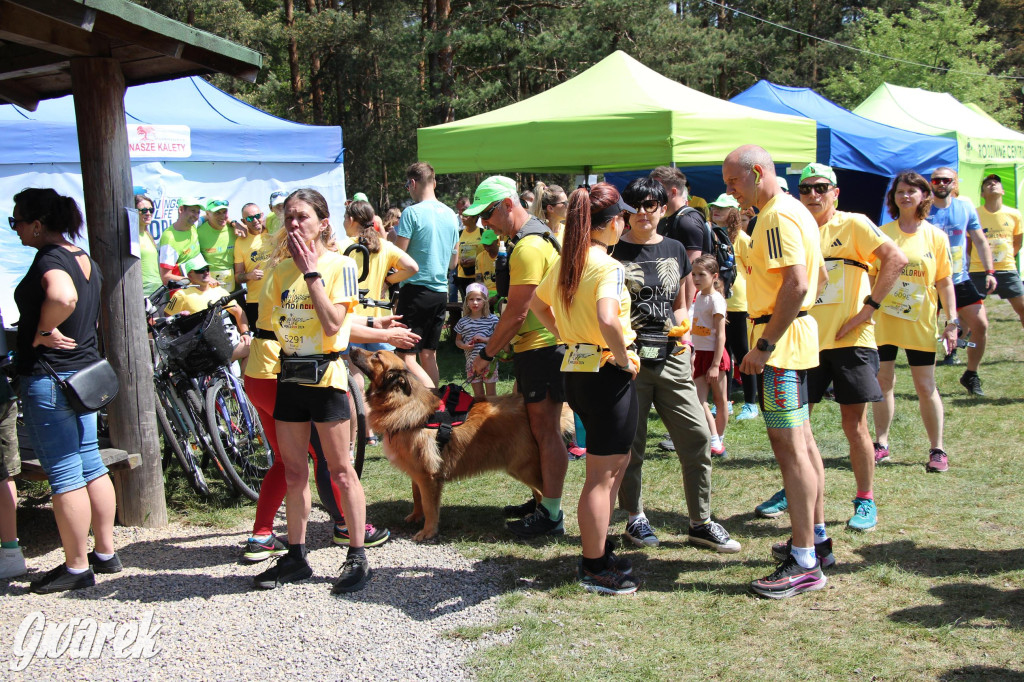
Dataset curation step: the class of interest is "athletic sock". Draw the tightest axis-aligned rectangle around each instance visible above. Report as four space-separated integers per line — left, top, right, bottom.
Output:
66 565 90 575
93 551 115 562
710 434 722 449
540 497 561 518
581 555 607 573
287 543 307 560
813 524 828 543
790 545 817 569
1 539 18 549
628 512 646 525
856 490 873 501
249 534 272 543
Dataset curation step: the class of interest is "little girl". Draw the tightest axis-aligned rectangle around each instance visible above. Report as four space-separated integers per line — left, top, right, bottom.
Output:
691 254 730 457
454 283 500 398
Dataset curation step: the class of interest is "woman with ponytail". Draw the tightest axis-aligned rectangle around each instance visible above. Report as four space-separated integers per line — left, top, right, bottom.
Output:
529 182 569 239
531 182 641 595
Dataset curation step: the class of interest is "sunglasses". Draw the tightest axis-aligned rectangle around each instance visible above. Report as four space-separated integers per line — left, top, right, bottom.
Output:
207 200 229 209
632 199 662 214
137 207 154 215
244 213 264 223
930 177 954 186
798 183 833 196
192 267 210 275
8 217 25 229
480 201 502 221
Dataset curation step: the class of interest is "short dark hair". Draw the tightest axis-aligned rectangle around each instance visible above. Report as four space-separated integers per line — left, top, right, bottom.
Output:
887 171 933 221
406 162 435 185
981 173 1002 189
14 187 84 240
649 166 686 194
622 177 667 208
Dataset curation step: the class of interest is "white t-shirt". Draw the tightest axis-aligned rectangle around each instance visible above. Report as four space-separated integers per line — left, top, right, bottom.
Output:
691 290 727 352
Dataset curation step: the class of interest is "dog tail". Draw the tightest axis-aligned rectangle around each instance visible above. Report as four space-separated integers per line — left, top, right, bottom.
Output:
559 404 576 446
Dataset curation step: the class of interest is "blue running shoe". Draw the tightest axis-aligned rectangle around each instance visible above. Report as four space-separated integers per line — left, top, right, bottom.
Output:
847 497 877 531
736 403 759 421
755 488 788 518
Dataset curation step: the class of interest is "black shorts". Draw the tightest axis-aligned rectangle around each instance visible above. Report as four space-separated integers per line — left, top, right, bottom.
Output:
273 380 351 423
877 344 935 367
512 345 566 404
952 279 985 309
244 302 259 329
564 363 638 456
970 271 1024 300
395 284 448 352
807 346 882 405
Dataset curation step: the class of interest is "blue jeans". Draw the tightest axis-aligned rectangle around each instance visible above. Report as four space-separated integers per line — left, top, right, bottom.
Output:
18 373 105 494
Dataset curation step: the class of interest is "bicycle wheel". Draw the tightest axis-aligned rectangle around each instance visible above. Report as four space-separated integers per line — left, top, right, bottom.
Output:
206 377 273 501
184 384 238 494
349 369 368 479
154 382 210 497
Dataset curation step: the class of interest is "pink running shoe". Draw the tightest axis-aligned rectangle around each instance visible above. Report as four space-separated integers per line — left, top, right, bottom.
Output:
926 448 948 473
873 442 890 464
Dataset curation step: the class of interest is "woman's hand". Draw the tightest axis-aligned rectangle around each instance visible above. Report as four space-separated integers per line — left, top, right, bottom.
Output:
34 328 77 350
387 328 421 350
941 323 959 355
288 230 319 274
375 315 408 330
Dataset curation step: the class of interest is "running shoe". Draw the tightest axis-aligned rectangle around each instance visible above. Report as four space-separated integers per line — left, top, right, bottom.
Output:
507 505 564 538
579 565 639 595
568 445 587 460
959 371 984 396
755 488 788 518
624 516 659 548
87 551 123 574
688 520 741 553
333 524 391 548
847 497 877 531
604 538 632 575
771 537 835 568
502 497 537 518
0 546 26 579
332 554 372 594
710 443 727 458
938 350 959 366
750 555 826 599
709 402 732 417
243 534 288 562
926 448 949 473
873 442 890 464
735 403 759 421
253 553 313 589
658 438 676 452
30 564 95 594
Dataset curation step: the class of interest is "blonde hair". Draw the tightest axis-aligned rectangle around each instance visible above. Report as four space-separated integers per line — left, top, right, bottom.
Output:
462 284 492 317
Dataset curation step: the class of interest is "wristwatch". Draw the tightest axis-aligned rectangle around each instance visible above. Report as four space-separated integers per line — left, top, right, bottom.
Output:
38 330 52 337
366 317 374 328
863 295 881 310
303 271 321 281
947 318 961 328
755 337 775 353
478 348 494 362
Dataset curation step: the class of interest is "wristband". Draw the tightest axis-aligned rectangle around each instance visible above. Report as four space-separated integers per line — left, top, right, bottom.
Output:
986 270 995 275
366 317 374 328
478 348 494 362
38 330 52 337
303 271 321 281
863 295 881 310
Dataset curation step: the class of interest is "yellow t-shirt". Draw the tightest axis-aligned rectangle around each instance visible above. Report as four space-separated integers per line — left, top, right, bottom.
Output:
972 206 1022 272
535 249 636 349
745 193 823 370
244 292 281 381
874 221 953 353
476 250 497 294
509 231 560 352
811 211 890 350
164 284 240 317
258 250 359 390
353 240 403 318
457 228 484 278
234 230 276 304
727 230 750 313
266 212 281 235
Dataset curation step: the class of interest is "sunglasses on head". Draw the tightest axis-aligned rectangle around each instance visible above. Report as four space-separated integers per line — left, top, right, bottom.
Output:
208 200 229 209
244 213 264 223
137 207 154 215
798 183 833 196
930 177 954 186
480 201 502 221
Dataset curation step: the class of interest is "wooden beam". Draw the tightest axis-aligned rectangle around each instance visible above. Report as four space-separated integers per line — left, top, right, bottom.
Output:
94 13 184 60
0 49 71 82
0 79 38 110
0 0 108 57
71 57 167 528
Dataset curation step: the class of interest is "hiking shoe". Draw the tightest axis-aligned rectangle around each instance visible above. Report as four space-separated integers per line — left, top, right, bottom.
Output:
847 498 877 531
926 448 949 473
624 516 659 548
579 565 639 595
873 442 890 464
253 553 313 589
0 546 26 579
959 371 984 396
658 438 676 452
243 534 288 562
736 403 759 421
507 505 564 538
755 488 788 518
750 555 826 599
938 350 959 366
332 554 371 594
87 551 123 574
771 537 836 569
30 564 95 594
688 521 741 553
503 497 537 518
333 524 391 548
568 445 587 460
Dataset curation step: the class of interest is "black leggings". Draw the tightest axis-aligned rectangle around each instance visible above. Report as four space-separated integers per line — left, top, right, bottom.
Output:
725 311 756 404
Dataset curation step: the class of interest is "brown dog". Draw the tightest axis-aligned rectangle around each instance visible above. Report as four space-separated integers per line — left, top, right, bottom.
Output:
350 347 570 541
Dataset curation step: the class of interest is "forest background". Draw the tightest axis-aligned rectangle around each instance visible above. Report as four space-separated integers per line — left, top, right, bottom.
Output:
133 0 1024 207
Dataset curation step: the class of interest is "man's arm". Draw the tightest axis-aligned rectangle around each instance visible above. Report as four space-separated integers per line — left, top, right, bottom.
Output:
471 283 535 378
968 227 997 292
394 236 410 252
739 264 807 375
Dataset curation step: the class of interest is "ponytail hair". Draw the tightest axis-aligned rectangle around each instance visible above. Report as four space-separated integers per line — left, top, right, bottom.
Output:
345 200 379 253
14 188 85 240
530 181 566 224
558 182 620 310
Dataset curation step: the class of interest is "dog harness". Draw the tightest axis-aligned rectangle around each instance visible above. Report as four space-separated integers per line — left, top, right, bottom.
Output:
425 384 475 448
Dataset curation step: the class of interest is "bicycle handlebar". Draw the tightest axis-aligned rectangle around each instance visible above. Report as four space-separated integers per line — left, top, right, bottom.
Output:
343 243 371 283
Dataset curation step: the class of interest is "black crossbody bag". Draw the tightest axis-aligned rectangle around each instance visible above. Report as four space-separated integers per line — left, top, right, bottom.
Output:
39 357 119 414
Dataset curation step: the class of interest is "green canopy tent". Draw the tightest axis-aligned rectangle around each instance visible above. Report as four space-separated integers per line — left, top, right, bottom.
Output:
417 51 816 175
853 83 1024 208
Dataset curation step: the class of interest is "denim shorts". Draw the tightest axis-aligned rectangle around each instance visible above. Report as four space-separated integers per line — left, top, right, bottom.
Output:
18 373 106 494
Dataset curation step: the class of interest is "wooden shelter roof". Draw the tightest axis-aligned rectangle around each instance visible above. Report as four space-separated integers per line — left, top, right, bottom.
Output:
0 0 262 110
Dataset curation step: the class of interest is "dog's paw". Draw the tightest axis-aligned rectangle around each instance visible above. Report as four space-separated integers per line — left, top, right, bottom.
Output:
405 512 425 524
413 529 439 543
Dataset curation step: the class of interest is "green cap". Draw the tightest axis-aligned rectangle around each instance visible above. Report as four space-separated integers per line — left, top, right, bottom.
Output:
480 228 498 246
464 176 517 216
799 163 837 185
178 197 202 209
204 198 229 212
352 192 369 203
182 254 209 275
708 193 739 209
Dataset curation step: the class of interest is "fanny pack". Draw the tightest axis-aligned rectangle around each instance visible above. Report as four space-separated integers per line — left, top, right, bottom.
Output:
279 351 342 384
40 358 120 414
633 333 676 364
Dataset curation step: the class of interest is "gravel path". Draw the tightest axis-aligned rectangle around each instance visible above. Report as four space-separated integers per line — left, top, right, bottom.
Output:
0 506 514 680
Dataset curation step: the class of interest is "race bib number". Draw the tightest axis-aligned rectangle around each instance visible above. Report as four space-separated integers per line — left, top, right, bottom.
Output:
212 268 234 287
815 260 845 306
272 305 323 355
950 245 963 274
881 281 925 322
460 243 477 261
990 237 1011 265
560 343 601 373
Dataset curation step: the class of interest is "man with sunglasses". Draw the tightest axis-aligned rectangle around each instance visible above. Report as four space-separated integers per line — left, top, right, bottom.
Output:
233 202 273 326
466 176 567 539
766 163 906 534
158 196 203 282
927 168 996 394
198 197 237 292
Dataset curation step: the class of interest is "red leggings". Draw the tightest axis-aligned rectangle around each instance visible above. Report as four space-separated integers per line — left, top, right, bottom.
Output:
245 376 344 536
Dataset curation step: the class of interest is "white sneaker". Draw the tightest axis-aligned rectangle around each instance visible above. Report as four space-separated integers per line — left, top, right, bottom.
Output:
0 546 27 579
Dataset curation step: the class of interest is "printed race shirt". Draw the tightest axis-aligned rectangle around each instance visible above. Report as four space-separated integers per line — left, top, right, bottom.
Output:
158 226 200 276
234 231 275 304
928 197 980 284
971 206 1022 272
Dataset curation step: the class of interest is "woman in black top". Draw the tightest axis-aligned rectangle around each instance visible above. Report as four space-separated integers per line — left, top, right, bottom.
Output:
12 188 119 594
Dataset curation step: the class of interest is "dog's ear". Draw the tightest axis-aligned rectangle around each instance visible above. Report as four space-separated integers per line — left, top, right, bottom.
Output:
384 369 412 396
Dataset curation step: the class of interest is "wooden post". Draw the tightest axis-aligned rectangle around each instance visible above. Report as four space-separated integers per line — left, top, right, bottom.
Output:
71 57 167 528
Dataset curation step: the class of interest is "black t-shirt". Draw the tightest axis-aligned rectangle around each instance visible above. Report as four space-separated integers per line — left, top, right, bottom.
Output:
611 236 692 335
657 206 713 255
15 245 102 375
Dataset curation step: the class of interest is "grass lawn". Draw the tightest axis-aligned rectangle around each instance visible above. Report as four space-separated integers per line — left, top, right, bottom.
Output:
165 299 1024 681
